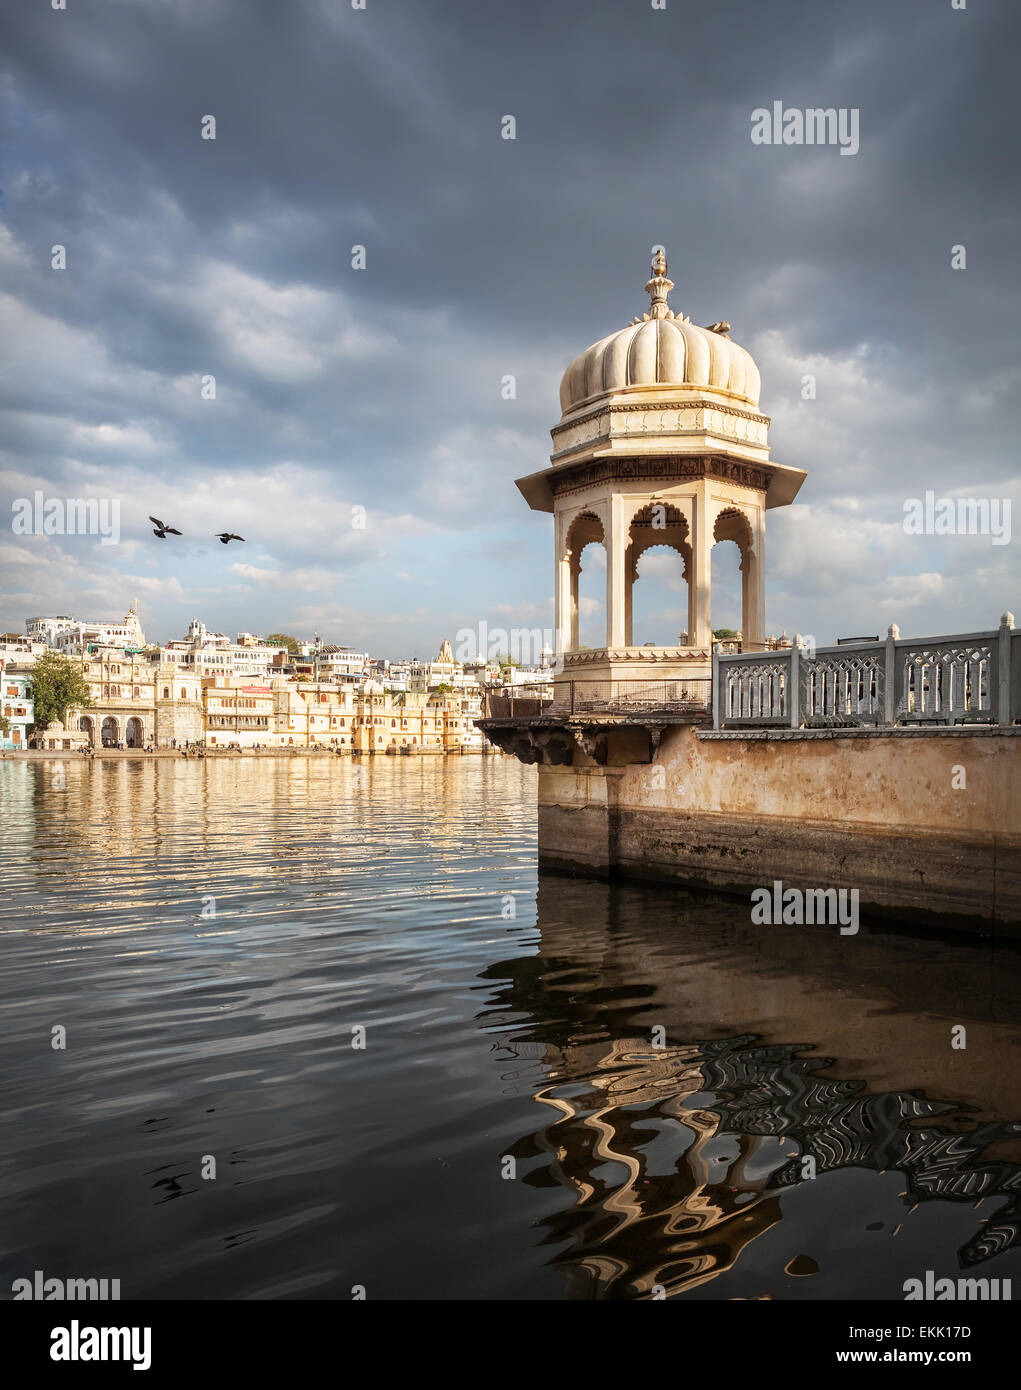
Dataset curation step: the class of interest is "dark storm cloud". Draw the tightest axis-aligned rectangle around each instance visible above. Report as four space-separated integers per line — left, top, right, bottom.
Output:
0 0 1018 649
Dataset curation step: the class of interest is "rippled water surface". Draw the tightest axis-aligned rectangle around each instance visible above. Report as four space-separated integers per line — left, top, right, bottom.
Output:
2 755 1020 1300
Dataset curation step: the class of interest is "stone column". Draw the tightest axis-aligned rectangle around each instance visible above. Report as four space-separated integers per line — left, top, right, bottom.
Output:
692 483 712 648
625 548 635 646
605 495 627 650
554 514 573 658
746 504 766 647
568 553 581 650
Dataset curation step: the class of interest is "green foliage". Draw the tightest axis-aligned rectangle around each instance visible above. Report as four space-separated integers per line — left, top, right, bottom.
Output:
28 651 92 731
712 628 740 640
264 632 299 653
0 714 10 737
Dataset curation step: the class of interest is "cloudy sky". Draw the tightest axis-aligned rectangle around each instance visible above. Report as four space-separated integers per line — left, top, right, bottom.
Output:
1 0 1018 657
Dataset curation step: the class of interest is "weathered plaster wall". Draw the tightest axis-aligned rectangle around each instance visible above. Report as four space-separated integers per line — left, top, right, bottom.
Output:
537 727 1021 930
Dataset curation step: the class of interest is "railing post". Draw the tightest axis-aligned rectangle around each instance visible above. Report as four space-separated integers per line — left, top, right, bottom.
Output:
712 644 721 728
789 638 800 728
884 624 899 726
999 611 1015 726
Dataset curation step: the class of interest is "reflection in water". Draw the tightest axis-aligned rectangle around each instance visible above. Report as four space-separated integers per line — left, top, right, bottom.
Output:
1 757 1020 1300
481 878 1021 1299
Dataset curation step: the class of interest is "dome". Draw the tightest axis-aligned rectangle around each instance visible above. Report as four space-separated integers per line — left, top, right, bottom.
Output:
558 250 761 416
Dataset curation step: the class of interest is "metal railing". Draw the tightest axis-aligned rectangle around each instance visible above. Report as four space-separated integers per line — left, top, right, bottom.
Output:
482 693 553 718
482 680 712 718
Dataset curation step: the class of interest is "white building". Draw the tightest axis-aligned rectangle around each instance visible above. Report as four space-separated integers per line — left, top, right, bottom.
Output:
0 633 48 667
318 647 369 683
0 664 34 749
25 615 75 645
158 618 282 680
28 606 146 654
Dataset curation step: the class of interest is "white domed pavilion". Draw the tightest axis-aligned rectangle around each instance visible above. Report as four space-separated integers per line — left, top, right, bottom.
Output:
515 249 806 687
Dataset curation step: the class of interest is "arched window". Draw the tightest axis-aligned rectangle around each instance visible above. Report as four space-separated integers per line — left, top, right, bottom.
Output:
626 503 691 646
565 510 606 649
711 508 754 641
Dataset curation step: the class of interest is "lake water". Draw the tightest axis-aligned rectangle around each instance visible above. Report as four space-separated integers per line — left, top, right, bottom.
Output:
2 754 1020 1300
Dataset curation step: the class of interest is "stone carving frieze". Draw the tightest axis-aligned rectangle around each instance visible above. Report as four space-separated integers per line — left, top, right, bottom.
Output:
549 455 770 501
551 400 770 460
562 647 713 666
555 398 770 433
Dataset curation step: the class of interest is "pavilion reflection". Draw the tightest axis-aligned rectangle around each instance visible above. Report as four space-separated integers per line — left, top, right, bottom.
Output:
479 875 1021 1299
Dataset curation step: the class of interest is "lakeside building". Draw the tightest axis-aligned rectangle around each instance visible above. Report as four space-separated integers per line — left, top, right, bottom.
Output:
207 677 470 752
0 665 33 749
80 650 158 748
3 621 501 754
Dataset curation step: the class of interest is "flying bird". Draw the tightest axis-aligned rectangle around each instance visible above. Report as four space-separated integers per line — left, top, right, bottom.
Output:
149 516 182 538
215 532 245 545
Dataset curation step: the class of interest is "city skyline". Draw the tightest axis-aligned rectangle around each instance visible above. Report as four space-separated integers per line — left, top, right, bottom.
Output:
2 0 1018 659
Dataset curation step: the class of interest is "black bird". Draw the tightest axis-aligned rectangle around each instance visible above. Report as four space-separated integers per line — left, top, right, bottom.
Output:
215 532 245 545
149 515 182 538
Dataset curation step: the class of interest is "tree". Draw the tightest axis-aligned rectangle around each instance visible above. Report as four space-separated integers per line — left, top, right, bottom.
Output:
713 628 740 640
28 651 92 732
264 633 299 653
0 714 10 738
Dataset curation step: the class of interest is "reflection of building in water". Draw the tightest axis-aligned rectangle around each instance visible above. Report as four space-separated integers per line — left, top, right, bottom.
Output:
525 1035 785 1298
482 878 1021 1299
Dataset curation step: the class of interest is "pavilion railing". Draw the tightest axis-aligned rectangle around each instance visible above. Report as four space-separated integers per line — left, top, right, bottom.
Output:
551 679 712 716
483 681 712 718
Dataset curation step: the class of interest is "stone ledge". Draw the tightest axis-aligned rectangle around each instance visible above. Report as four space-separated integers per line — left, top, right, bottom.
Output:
698 726 1021 741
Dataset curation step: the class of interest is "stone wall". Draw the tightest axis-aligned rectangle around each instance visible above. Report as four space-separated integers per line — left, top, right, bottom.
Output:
154 700 205 747
537 725 1021 932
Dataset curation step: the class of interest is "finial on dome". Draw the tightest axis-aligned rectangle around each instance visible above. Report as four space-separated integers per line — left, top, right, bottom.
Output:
645 246 675 320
